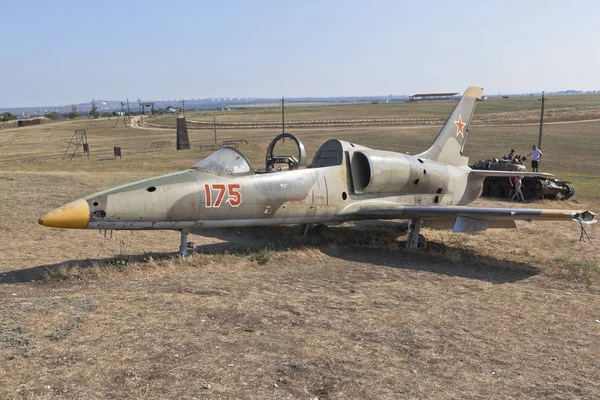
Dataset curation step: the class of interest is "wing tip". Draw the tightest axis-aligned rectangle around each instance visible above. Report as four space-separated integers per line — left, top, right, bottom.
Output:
573 210 598 224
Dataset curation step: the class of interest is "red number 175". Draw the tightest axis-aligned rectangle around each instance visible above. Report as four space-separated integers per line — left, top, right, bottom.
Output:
204 184 242 208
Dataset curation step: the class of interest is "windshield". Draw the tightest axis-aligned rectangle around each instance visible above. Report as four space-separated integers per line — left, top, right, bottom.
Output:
191 147 252 175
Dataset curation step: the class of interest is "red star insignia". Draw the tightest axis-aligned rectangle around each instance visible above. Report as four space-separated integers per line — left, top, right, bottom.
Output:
454 115 465 138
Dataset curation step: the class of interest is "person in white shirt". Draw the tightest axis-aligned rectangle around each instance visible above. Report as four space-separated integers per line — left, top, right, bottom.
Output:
526 145 543 172
511 176 525 202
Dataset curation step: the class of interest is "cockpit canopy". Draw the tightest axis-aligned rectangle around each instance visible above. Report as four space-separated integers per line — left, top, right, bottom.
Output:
191 147 253 175
191 136 354 176
311 139 344 167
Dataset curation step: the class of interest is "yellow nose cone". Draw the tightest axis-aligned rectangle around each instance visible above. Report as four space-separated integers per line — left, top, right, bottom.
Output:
38 198 90 229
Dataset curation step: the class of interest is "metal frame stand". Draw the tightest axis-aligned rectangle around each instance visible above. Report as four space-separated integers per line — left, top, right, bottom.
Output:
579 221 592 243
301 223 313 236
179 230 193 256
405 218 425 249
63 130 90 160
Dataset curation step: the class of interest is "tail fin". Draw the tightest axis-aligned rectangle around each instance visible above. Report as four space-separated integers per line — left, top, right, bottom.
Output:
417 86 483 166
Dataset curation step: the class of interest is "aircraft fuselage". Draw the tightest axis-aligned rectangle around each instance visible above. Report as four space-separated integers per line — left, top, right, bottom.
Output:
77 146 479 231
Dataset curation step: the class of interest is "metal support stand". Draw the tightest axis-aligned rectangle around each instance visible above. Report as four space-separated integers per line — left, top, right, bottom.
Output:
179 230 193 256
301 223 313 236
405 218 426 249
579 221 592 243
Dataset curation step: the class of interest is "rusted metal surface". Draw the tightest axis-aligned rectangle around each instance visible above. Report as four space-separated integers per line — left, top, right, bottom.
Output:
176 118 190 150
17 119 41 127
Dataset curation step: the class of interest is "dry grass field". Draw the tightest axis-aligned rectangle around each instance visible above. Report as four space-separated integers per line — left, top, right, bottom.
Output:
1 95 599 399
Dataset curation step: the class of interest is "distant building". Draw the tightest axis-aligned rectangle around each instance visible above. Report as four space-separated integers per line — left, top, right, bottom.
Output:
18 118 41 127
556 90 583 95
140 102 155 115
165 106 181 113
409 92 459 101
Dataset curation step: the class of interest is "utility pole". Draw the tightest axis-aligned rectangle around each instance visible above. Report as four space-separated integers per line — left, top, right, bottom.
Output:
182 99 186 118
281 96 285 133
213 117 217 144
121 102 126 127
114 101 127 128
138 98 143 124
538 91 546 149
281 96 286 142
126 98 131 125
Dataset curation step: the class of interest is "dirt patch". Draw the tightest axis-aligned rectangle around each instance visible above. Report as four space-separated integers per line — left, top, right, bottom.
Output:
0 246 598 399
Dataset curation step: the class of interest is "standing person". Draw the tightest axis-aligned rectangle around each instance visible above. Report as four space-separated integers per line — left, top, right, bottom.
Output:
511 176 525 202
526 145 543 172
508 175 517 199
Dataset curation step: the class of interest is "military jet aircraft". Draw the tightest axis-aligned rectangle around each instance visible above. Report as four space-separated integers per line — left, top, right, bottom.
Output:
39 86 596 254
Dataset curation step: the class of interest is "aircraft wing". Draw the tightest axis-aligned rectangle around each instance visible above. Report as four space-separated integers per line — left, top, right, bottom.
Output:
338 203 596 232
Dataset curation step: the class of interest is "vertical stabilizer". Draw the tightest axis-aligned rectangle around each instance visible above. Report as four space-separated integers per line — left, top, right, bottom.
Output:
417 86 483 166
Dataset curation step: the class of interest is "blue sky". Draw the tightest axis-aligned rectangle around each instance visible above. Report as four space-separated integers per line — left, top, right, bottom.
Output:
2 0 599 107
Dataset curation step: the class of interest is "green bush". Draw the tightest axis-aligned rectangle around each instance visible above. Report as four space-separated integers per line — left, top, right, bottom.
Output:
1 112 16 121
45 111 59 120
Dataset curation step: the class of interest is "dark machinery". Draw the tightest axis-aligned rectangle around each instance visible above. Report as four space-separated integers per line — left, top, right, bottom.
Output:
471 155 575 201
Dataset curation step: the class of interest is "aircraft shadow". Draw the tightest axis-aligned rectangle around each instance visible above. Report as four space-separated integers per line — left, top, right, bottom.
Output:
322 246 538 285
193 223 540 284
1 223 538 285
0 252 174 285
